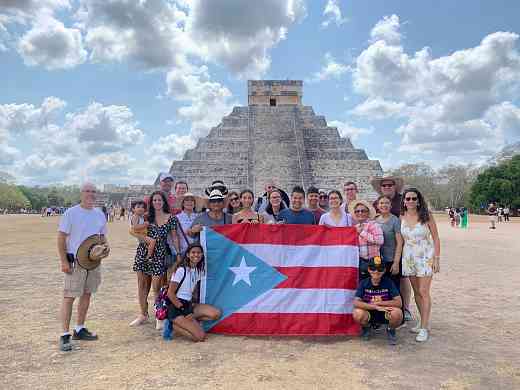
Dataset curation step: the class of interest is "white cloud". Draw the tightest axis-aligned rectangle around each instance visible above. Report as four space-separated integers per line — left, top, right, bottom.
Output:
308 52 349 82
17 16 87 69
0 142 19 165
351 15 520 158
329 120 373 141
321 0 347 28
370 14 401 45
166 63 236 138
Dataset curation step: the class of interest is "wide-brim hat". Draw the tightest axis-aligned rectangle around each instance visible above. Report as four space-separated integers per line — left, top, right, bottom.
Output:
205 180 228 196
76 234 110 270
175 193 207 211
348 199 377 220
370 175 404 194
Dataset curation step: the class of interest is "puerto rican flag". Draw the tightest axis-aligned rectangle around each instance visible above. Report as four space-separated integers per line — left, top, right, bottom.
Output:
200 224 360 336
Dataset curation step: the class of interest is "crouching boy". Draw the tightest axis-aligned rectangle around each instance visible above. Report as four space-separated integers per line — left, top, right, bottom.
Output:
353 256 403 345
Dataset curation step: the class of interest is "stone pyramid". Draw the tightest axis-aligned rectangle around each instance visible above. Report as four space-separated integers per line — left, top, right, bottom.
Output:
169 80 382 197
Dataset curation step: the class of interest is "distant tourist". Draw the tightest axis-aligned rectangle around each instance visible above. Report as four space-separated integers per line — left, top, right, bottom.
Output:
188 189 232 241
400 188 441 342
487 203 498 229
349 199 383 280
318 190 353 227
278 186 316 224
497 206 504 223
306 186 326 223
133 191 180 331
260 189 286 223
353 257 403 345
318 189 329 211
57 183 108 352
255 179 290 213
342 181 358 210
232 189 264 224
460 207 468 229
503 206 510 222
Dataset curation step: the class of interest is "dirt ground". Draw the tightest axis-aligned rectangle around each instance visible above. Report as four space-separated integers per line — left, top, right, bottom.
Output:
1 214 519 390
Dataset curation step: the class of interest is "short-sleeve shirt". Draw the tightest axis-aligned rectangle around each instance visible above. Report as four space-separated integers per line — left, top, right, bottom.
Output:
319 209 353 227
278 208 316 225
308 208 326 223
171 267 202 301
191 211 232 241
58 205 107 256
355 276 400 304
376 214 401 263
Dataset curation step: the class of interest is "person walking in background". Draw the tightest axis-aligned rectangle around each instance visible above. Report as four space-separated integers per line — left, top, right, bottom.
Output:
503 206 510 222
400 188 441 342
460 207 468 229
487 203 498 229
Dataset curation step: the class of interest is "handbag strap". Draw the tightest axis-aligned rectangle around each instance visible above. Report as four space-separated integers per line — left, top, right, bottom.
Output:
175 216 191 247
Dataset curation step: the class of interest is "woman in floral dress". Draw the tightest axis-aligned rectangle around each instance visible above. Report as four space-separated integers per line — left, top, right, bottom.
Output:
401 188 441 342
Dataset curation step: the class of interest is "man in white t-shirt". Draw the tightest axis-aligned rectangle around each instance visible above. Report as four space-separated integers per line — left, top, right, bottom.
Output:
57 183 108 352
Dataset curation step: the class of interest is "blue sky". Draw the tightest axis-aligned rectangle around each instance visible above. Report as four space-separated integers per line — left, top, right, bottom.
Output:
1 0 520 185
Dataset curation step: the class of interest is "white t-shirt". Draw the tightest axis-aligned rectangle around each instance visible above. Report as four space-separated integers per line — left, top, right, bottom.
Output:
58 204 108 256
171 266 201 301
319 209 353 227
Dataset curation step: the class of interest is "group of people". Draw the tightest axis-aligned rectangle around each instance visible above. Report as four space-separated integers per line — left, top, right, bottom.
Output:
487 203 512 229
57 172 441 352
447 207 468 228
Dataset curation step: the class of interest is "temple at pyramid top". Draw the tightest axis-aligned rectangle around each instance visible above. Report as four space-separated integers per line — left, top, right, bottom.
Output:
168 80 382 197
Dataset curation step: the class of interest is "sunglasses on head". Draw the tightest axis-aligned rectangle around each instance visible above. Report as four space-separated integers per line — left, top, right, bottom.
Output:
405 196 418 201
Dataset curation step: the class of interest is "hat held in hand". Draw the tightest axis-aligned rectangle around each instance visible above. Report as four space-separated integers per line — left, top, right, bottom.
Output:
76 234 110 270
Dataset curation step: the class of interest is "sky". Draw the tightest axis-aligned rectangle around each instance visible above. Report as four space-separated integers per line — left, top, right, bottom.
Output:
1 0 520 186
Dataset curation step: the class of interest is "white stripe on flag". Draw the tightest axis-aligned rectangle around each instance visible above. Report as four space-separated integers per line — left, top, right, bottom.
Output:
240 244 359 268
236 288 356 314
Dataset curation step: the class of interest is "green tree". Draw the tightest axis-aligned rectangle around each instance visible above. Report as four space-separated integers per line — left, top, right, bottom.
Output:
0 184 31 210
18 186 48 210
470 155 520 212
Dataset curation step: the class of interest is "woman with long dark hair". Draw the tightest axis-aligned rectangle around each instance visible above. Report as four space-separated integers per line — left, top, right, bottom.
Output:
164 243 221 341
400 187 441 342
132 191 179 330
226 191 241 215
232 189 264 224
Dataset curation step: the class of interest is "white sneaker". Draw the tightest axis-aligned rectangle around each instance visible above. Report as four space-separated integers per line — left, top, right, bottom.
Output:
415 328 429 342
155 319 164 330
410 324 421 333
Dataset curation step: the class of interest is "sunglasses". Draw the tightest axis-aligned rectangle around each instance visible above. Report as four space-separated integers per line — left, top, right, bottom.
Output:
354 209 369 213
319 195 328 199
345 188 357 191
368 266 385 272
405 196 418 201
229 197 239 201
381 183 395 188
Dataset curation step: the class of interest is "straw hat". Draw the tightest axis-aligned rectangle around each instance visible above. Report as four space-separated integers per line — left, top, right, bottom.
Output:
348 199 377 220
370 175 404 194
176 192 207 211
76 234 110 270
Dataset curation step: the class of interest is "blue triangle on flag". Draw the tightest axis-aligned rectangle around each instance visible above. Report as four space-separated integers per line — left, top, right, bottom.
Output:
203 228 287 330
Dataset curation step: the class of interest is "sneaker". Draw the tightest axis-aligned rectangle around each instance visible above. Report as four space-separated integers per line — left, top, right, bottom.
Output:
360 326 371 341
163 319 174 341
387 328 397 345
403 309 413 322
72 328 98 340
409 324 421 333
415 328 429 342
59 334 72 351
129 315 148 327
156 319 164 330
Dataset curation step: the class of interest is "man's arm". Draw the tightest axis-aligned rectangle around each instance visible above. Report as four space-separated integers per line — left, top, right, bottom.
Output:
374 296 402 308
57 231 71 273
353 297 380 311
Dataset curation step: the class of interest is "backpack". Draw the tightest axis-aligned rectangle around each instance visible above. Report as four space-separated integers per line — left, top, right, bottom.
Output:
155 266 187 320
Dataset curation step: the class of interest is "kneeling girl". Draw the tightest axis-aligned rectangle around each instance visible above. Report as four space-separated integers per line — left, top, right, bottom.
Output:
165 243 221 341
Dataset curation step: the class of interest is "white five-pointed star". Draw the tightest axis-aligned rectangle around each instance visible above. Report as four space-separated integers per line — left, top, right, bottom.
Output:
229 256 256 286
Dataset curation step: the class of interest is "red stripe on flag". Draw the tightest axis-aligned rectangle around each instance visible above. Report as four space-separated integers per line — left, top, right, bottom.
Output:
212 224 358 246
210 313 361 336
274 267 359 290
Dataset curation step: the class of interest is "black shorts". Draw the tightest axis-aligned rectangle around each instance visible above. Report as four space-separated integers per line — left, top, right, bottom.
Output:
368 310 390 325
167 298 194 321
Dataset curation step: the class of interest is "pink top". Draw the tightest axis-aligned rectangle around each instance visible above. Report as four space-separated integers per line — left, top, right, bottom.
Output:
357 220 384 260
